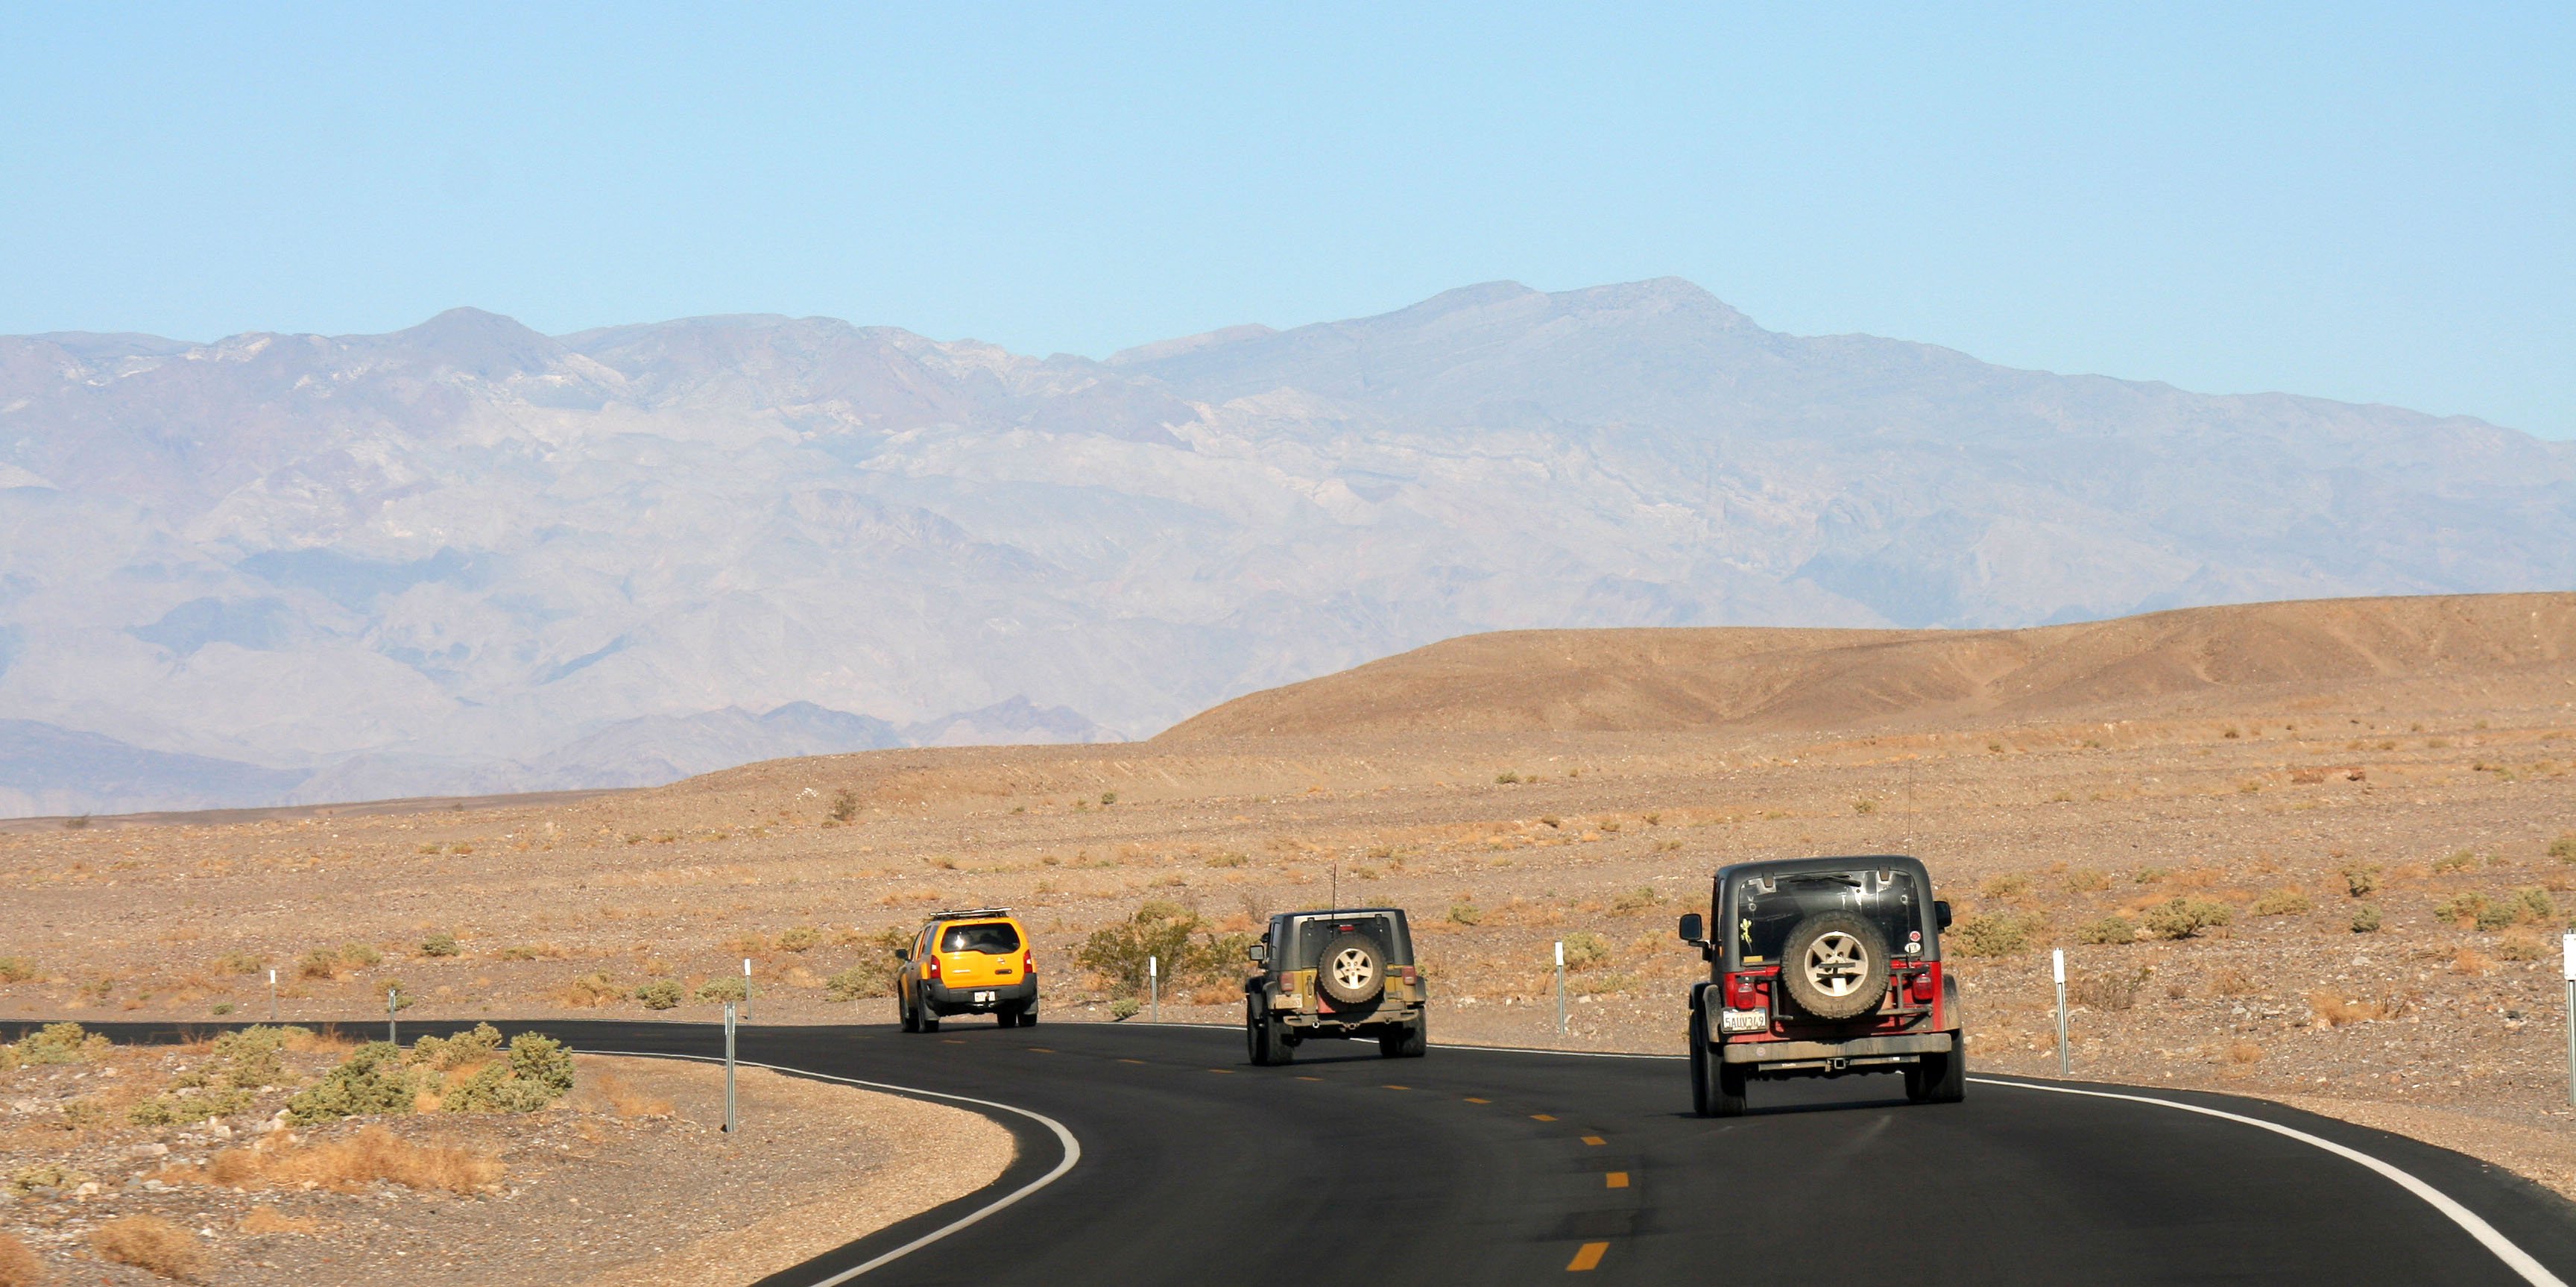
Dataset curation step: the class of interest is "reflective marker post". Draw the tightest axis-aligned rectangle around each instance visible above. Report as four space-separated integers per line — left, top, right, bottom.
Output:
1555 941 1566 1036
1149 955 1160 1024
2563 934 2575 1107
386 984 400 1046
2053 948 2070 1077
723 1001 738 1134
268 969 277 1022
742 958 754 1023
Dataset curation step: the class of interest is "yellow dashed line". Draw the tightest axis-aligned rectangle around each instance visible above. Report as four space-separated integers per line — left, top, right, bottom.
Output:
1026 1047 1053 1053
1464 1096 1490 1104
1208 1069 1233 1074
1384 1084 1409 1090
1580 1136 1605 1147
1568 1242 1609 1271
943 1039 964 1045
1531 1114 1557 1121
1295 1075 1322 1081
1120 1058 1146 1064
1605 1172 1629 1189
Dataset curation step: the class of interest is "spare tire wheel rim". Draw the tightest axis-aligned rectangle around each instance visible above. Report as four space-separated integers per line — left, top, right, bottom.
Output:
1330 948 1376 994
1804 930 1869 998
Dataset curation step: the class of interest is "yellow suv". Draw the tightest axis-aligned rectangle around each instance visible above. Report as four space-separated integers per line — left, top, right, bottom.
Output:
895 908 1038 1031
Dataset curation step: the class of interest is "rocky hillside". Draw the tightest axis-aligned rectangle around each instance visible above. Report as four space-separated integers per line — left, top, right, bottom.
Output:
1 280 2569 814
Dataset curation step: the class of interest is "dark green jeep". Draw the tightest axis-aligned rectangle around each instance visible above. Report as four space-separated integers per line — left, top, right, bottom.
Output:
1244 907 1427 1065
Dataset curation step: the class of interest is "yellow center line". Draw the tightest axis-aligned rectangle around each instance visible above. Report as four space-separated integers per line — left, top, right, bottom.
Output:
1383 1084 1409 1090
1208 1069 1233 1073
1605 1172 1629 1189
1568 1242 1609 1271
1463 1096 1490 1104
1025 1047 1053 1053
1120 1058 1146 1064
1295 1075 1322 1081
1531 1113 1557 1121
943 1039 964 1045
1580 1136 1605 1146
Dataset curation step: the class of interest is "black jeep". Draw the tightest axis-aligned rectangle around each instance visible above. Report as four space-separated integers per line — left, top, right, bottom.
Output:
1679 855 1966 1116
1244 907 1427 1065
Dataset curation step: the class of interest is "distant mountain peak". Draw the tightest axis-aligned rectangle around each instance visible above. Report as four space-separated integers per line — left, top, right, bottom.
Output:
379 306 566 377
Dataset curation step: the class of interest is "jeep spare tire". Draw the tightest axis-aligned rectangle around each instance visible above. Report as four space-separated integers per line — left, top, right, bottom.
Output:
1317 932 1386 1005
1780 910 1888 1019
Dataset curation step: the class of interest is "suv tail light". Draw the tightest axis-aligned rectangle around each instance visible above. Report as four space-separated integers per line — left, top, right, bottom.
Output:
925 955 942 981
1021 949 1035 975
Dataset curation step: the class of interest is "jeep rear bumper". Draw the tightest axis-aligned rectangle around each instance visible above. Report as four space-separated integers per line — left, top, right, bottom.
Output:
1721 1031 1952 1070
1276 1003 1422 1036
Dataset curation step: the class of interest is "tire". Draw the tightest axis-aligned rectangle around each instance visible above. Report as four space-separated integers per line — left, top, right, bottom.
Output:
916 995 940 1033
1248 1002 1278 1065
1688 1003 1713 1116
995 1008 1014 1027
1779 910 1890 1020
1907 1034 1967 1104
1020 1007 1039 1028
898 987 918 1033
1378 1016 1427 1058
1317 932 1386 1006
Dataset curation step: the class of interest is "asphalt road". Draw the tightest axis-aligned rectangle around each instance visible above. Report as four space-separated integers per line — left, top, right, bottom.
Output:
560 1018 2576 1286
33 1018 2576 1284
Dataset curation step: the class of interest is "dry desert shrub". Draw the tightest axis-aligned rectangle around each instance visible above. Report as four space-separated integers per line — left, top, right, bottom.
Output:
569 1065 672 1118
235 1206 318 1236
197 1125 504 1194
2144 897 2232 940
2497 930 2548 962
0 957 41 984
2553 832 2576 863
2250 888 2311 916
284 1026 353 1056
2340 864 2383 898
2071 966 2151 1011
1948 911 2042 957
2062 869 2111 894
0 1232 40 1287
2307 992 2387 1027
2206 966 2255 997
2453 946 2496 975
2433 850 2479 874
2074 915 2137 945
1979 874 2033 902
554 972 627 1007
89 1215 203 1282
496 943 567 961
2224 1042 2263 1065
2351 904 2384 934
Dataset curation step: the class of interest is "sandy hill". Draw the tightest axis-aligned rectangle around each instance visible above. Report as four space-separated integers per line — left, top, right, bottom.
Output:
1159 592 2576 740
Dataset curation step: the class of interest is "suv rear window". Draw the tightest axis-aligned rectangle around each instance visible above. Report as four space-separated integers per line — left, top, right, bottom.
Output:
1728 869 1924 967
1282 913 1411 963
941 922 1022 954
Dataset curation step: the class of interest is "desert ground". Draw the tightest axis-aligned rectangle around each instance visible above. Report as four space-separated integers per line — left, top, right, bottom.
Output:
3 592 2575 1277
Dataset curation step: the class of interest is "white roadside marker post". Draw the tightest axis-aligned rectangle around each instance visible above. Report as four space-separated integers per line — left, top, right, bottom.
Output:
742 957 754 1023
2563 933 2575 1107
723 1001 738 1134
1149 955 1159 1024
1555 940 1566 1037
386 984 399 1046
2053 948 2071 1077
268 969 277 1022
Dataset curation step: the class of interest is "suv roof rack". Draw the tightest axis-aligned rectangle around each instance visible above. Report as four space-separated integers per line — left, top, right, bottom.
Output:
928 907 1014 922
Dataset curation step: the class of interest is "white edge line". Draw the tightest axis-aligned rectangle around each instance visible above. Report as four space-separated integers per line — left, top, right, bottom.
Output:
577 1048 1082 1285
1968 1076 2566 1287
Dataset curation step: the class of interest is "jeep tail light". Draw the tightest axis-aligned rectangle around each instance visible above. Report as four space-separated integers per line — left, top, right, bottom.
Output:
1725 973 1763 1010
1910 972 1936 1003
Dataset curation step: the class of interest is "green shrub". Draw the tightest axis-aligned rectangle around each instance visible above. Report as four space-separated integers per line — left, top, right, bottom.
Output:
2433 850 2478 874
419 934 461 958
1949 912 2043 957
1979 874 2032 901
2133 866 2167 884
285 1042 416 1124
1609 886 1662 913
821 966 885 1002
2434 891 2516 931
215 951 265 975
10 1022 109 1066
635 979 684 1010
2062 869 2111 894
339 943 382 967
408 1023 503 1072
2551 832 2576 863
776 925 821 953
2075 915 2137 945
1446 903 1484 926
443 1033 573 1113
0 957 37 983
2351 904 2384 934
1109 997 1141 1020
297 948 341 979
128 1086 253 1127
829 789 859 822
1076 901 1203 995
2143 897 2233 940
1099 791 1117 806
210 1002 234 1016
2250 889 2311 916
1562 932 1611 971
693 977 748 1004
2340 864 2382 898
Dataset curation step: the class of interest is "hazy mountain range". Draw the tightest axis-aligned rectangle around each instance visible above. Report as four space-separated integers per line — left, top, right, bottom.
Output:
2 278 2569 816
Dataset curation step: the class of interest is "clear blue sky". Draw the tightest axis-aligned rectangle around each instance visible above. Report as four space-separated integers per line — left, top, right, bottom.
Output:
2 4 2569 435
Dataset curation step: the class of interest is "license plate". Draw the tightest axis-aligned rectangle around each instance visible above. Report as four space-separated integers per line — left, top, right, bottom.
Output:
974 990 995 1003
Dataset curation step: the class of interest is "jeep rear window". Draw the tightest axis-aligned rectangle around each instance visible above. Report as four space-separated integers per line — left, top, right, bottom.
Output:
1729 869 1922 967
941 922 1021 954
1286 913 1409 963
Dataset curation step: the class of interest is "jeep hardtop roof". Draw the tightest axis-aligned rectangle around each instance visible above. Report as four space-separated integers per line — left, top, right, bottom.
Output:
1710 855 1931 887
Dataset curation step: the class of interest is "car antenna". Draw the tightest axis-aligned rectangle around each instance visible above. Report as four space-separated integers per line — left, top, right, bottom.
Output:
1330 862 1338 913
